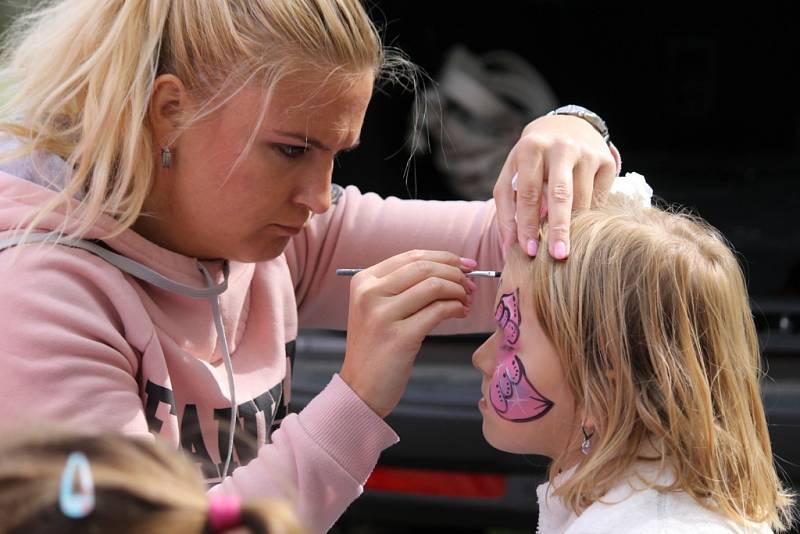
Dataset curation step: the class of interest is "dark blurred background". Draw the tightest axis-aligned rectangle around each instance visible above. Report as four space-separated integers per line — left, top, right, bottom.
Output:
334 0 800 298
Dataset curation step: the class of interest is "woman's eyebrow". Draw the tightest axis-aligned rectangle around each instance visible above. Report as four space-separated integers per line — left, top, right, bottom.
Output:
271 130 360 152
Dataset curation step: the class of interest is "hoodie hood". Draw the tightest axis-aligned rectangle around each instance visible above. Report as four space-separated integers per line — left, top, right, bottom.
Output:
0 143 247 478
0 142 258 360
0 138 236 287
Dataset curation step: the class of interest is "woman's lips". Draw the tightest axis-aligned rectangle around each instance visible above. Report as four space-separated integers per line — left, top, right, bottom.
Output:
272 223 304 235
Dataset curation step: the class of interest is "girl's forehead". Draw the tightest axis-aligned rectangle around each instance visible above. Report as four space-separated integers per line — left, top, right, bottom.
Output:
496 264 520 300
494 263 536 323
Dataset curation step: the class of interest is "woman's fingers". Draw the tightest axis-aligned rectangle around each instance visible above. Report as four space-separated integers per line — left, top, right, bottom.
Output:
378 259 472 297
571 156 596 211
513 140 545 258
401 298 470 336
340 249 475 418
495 113 620 260
544 154 576 260
492 153 518 259
389 276 470 320
364 249 470 279
591 157 618 207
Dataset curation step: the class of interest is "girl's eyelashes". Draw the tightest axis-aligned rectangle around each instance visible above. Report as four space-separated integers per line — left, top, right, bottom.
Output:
495 330 515 351
274 143 309 158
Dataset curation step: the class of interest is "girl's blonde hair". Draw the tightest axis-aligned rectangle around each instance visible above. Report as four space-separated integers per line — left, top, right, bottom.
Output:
0 0 409 241
510 195 795 530
0 430 303 533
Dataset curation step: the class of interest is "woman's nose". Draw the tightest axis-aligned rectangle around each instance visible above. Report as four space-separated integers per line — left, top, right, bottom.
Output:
296 160 333 214
472 335 496 376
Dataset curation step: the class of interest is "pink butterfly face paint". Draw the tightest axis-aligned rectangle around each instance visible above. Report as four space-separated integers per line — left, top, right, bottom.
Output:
490 291 554 422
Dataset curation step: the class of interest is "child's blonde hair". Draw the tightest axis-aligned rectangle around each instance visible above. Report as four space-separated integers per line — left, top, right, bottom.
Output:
0 0 410 241
509 195 795 531
0 430 303 533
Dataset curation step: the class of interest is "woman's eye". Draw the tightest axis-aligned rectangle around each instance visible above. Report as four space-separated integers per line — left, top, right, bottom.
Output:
275 144 309 158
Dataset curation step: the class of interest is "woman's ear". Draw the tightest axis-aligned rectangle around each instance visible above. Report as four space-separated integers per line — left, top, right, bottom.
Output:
149 74 188 147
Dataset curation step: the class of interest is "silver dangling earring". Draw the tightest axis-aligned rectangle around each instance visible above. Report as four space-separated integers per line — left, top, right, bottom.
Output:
581 426 594 455
160 146 172 169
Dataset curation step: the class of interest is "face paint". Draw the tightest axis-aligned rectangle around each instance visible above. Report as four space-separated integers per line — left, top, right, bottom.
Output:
490 291 554 421
494 292 520 345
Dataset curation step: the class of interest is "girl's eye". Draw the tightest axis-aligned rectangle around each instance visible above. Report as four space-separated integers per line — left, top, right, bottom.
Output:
275 144 309 158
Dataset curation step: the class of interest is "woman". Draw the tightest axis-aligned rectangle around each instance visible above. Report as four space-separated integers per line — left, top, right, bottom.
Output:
0 1 619 532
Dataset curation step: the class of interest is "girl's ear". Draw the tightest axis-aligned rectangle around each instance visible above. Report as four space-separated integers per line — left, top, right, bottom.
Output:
149 74 189 147
581 418 596 435
579 404 599 437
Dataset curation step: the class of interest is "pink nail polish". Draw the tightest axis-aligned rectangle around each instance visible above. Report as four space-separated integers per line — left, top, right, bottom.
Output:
467 280 478 292
526 239 538 257
460 257 478 269
553 241 567 259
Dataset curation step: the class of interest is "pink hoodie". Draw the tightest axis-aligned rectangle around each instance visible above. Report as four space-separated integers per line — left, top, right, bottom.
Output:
0 153 506 532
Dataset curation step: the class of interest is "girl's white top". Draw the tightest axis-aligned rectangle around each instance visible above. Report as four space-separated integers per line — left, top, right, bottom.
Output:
536 462 773 533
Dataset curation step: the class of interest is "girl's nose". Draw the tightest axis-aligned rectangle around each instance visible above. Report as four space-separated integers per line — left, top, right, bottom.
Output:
472 335 497 376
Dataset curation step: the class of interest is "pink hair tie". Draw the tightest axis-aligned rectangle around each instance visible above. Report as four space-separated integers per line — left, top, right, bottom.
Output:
208 494 242 532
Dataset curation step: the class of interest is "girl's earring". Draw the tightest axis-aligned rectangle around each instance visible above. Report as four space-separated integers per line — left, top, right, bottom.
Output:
581 425 594 455
161 146 173 169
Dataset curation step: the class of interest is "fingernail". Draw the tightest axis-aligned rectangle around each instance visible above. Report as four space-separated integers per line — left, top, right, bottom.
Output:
526 239 538 257
460 257 478 269
467 280 478 292
553 240 567 259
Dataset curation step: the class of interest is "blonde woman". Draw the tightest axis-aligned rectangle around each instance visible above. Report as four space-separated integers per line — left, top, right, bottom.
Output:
0 1 620 532
0 431 303 534
472 194 795 532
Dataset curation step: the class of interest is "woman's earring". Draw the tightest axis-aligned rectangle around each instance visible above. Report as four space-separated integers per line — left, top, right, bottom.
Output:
581 425 594 455
161 147 172 169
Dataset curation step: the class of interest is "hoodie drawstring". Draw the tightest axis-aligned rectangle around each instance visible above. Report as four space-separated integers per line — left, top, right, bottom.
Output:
0 233 238 479
197 261 237 479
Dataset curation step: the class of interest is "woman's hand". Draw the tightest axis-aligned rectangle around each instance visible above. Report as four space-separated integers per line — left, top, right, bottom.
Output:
340 250 476 418
493 114 619 260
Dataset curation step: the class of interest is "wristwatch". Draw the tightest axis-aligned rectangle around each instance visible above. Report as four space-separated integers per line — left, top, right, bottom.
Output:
547 104 610 144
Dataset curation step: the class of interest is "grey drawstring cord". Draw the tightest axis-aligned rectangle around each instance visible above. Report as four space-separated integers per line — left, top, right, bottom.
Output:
197 261 237 479
0 233 238 478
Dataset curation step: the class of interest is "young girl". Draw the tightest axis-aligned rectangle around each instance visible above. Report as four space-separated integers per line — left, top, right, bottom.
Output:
0 431 302 533
472 193 795 532
0 1 620 532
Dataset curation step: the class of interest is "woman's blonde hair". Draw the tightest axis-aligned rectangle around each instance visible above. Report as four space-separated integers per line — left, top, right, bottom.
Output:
0 430 303 533
509 195 795 530
0 0 409 241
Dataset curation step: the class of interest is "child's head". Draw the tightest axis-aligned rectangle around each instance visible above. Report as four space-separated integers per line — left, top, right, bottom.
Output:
472 194 794 529
0 431 302 533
